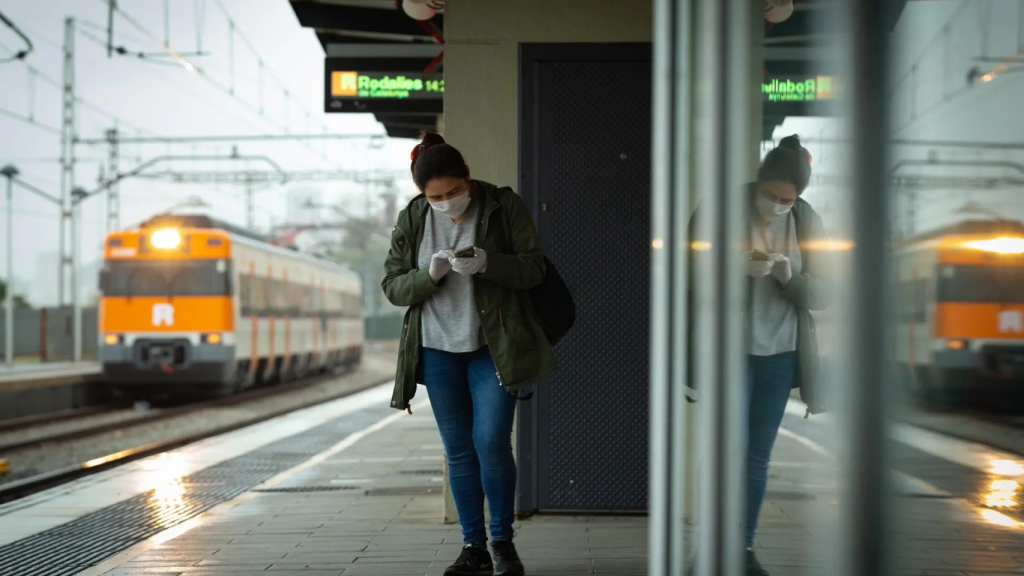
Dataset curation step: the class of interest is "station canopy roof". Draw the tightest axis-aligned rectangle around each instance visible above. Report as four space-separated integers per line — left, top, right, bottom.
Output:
288 0 443 140
286 1 910 141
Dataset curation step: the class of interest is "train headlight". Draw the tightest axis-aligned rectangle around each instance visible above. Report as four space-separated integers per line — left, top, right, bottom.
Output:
963 237 1024 255
204 333 222 345
150 228 182 250
103 333 121 345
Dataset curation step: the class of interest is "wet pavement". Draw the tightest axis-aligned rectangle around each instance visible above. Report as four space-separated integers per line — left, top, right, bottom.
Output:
22 395 1015 576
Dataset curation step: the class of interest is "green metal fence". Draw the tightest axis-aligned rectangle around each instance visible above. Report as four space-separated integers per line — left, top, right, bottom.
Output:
364 312 404 341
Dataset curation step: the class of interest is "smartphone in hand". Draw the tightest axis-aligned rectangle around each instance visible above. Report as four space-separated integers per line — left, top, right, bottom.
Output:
750 249 771 261
453 246 476 259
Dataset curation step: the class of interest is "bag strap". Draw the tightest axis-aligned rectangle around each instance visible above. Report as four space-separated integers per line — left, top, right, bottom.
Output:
491 188 515 253
490 189 535 402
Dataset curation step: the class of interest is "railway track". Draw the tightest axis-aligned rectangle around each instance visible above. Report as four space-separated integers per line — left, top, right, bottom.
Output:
0 363 393 505
0 368 356 455
0 405 122 435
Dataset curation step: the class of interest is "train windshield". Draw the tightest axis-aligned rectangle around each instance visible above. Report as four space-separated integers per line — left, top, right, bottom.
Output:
937 265 1024 303
101 259 231 297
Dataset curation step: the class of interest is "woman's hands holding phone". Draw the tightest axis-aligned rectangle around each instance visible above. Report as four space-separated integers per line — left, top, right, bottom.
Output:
747 250 773 278
451 247 488 276
429 250 454 284
769 252 792 285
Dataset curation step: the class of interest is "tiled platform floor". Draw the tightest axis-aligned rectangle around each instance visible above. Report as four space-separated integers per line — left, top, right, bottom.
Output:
92 403 1024 576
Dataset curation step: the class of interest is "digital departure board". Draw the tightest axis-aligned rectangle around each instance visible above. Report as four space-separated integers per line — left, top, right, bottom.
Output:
324 62 444 113
762 76 839 103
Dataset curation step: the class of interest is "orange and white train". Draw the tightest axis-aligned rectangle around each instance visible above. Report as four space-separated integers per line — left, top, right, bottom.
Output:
99 214 363 399
894 220 1024 403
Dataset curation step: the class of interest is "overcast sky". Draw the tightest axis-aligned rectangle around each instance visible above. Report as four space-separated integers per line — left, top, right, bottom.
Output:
0 0 416 303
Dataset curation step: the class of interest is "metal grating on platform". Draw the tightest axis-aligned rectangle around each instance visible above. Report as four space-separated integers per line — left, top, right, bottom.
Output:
365 486 441 497
0 404 392 576
764 491 817 501
252 485 360 493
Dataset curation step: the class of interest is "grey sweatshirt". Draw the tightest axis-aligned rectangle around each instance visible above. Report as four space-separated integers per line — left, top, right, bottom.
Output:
417 198 484 353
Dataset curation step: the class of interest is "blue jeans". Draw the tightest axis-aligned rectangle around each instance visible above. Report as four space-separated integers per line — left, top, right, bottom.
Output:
745 352 798 549
422 346 518 545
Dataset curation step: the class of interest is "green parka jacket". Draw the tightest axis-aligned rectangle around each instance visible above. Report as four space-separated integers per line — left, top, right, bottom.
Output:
687 184 834 415
381 180 559 411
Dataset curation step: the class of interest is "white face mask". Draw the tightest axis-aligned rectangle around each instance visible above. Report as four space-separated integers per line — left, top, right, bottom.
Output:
429 191 471 218
756 194 792 221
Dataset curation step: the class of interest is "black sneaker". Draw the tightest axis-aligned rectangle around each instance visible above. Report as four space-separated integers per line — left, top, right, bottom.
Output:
491 541 525 576
444 544 494 576
746 549 770 576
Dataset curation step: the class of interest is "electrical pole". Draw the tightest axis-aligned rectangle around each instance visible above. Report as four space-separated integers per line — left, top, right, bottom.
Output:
2 165 18 368
60 17 76 315
246 179 254 230
106 0 116 57
907 189 918 238
71 190 81 363
106 127 120 232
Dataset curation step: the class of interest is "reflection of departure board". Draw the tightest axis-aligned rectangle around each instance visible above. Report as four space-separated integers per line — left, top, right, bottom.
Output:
324 62 444 113
762 76 839 102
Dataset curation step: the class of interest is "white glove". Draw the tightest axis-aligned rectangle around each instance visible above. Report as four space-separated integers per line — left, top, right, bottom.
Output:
746 252 772 278
770 252 792 285
429 250 454 284
450 247 488 276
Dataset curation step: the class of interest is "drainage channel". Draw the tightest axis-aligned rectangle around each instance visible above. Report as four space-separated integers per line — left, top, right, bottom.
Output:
0 403 394 576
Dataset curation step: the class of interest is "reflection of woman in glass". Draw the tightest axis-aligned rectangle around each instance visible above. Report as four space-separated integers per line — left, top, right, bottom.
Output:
689 135 832 576
743 135 832 575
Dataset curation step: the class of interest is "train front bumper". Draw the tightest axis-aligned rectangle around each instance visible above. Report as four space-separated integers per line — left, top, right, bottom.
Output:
931 342 1024 393
101 334 235 387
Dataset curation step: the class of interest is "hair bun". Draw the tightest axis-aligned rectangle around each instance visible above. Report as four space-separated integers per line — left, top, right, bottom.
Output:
411 131 447 162
419 131 446 148
778 134 802 151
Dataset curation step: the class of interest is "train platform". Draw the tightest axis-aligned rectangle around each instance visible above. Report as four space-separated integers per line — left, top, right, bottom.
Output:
0 362 100 386
0 381 1021 575
0 362 104 421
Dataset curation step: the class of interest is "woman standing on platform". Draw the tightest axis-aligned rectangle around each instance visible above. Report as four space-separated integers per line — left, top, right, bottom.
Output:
382 132 558 576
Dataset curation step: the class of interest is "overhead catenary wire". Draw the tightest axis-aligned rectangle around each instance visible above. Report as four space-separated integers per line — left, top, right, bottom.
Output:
0 38 159 138
0 107 62 136
92 1 314 139
73 18 330 162
102 0 203 74
0 10 34 63
9 0 366 213
207 0 331 135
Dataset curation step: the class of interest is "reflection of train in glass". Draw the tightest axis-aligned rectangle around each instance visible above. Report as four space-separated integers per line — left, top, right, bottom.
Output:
894 220 1024 403
99 215 363 400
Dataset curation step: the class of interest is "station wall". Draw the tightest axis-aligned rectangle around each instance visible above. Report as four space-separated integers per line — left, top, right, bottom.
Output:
442 0 653 188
